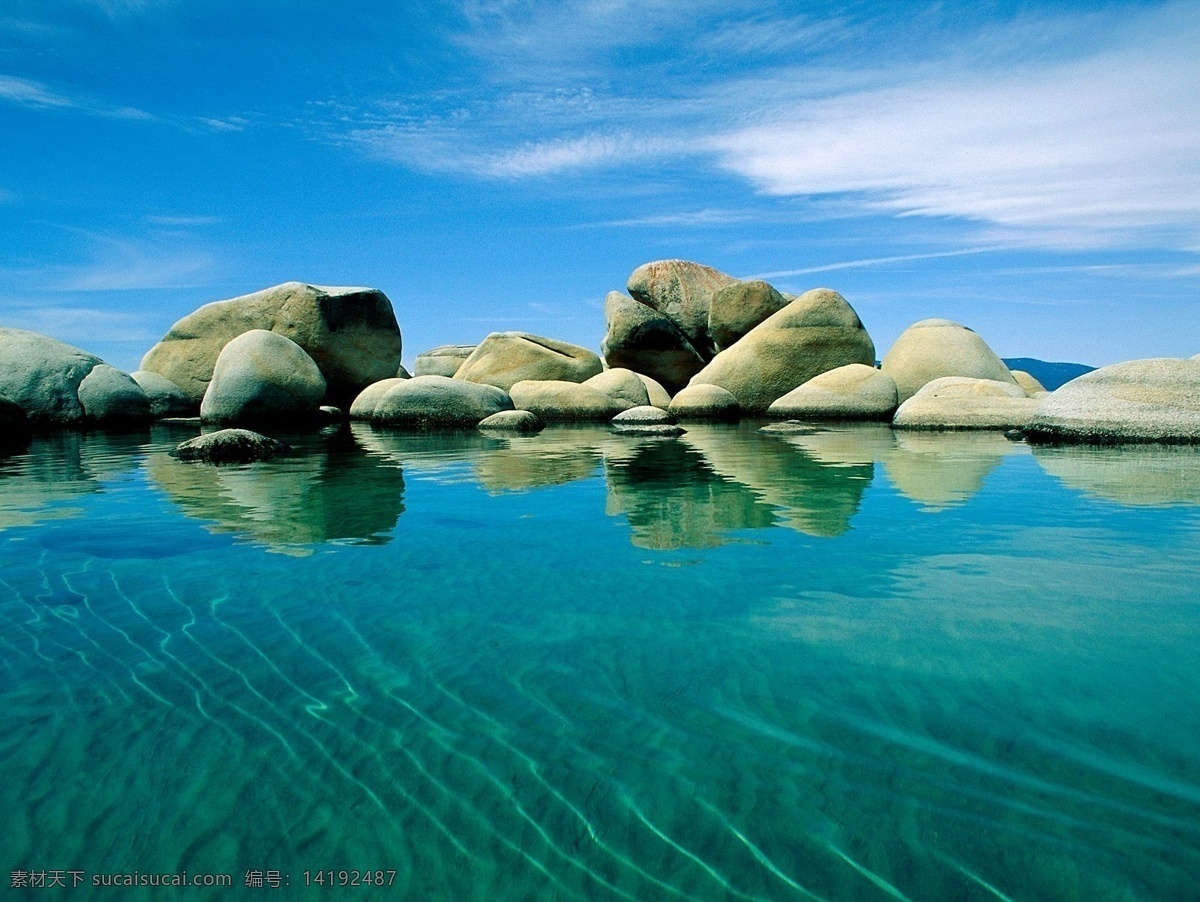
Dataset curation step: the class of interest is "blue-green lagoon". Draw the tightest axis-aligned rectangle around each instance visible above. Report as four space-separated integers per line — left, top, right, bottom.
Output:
1 423 1198 899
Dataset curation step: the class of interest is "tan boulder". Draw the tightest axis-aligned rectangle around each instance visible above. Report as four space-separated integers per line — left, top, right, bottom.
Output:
349 377 411 419
892 376 1037 430
600 291 706 393
582 368 651 408
454 332 602 391
627 259 738 356
880 318 1017 403
768 364 897 420
1026 358 1200 443
1011 370 1048 396
708 280 789 351
140 282 403 406
688 288 875 413
668 384 740 420
509 380 630 421
634 373 672 409
414 344 476 377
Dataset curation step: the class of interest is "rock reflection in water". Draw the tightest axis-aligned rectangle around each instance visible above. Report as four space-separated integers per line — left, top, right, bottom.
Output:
0 430 143 531
605 437 775 549
1033 443 1200 506
147 427 405 551
882 430 1019 510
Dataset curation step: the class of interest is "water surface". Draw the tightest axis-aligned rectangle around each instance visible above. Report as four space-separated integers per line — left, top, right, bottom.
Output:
1 423 1197 899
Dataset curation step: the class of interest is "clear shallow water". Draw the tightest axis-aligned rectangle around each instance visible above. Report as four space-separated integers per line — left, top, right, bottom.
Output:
1 422 1198 900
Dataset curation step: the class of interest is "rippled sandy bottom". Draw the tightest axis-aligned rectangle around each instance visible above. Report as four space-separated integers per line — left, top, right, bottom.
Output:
1 426 1198 900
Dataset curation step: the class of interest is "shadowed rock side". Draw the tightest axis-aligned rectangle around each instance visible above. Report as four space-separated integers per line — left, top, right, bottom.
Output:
681 424 873 537
140 281 403 408
0 398 30 452
881 319 1018 404
454 332 602 391
689 288 876 413
147 428 405 550
0 327 151 426
600 291 706 394
626 259 738 358
604 438 776 550
708 279 790 352
1026 358 1200 443
1032 443 1200 505
131 370 195 417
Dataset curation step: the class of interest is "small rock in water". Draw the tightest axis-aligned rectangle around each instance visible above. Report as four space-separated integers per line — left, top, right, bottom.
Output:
170 428 290 463
612 423 686 437
759 421 822 436
478 409 544 433
1004 429 1028 442
612 405 676 426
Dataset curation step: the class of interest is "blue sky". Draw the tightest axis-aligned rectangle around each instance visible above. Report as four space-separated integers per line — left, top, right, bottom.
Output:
2 0 1198 373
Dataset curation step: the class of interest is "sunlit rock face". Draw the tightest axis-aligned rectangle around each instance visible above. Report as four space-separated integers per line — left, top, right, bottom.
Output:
140 281 403 407
881 318 1018 404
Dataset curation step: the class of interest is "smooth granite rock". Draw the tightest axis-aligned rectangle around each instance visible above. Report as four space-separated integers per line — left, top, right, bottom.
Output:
667 384 741 420
200 330 326 424
509 380 631 421
477 409 545 433
140 281 402 406
1011 370 1049 396
881 318 1017 403
627 259 738 356
454 332 602 391
892 376 1037 430
0 327 150 425
131 370 195 417
414 345 476 378
768 363 898 420
600 291 706 394
612 423 686 437
77 364 152 424
372 375 514 427
612 405 677 425
170 428 290 463
583 367 651 408
688 288 875 413
634 373 673 409
1026 358 1200 443
708 279 789 352
349 378 410 419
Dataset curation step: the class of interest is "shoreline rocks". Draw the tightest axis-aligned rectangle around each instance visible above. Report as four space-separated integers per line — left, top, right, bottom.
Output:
200 330 326 425
170 428 290 463
892 376 1038 431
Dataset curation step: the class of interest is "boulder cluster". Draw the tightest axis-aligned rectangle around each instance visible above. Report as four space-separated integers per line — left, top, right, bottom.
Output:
3 260 1199 448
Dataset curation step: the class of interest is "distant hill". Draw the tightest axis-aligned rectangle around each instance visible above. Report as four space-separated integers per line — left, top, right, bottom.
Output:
1002 358 1096 391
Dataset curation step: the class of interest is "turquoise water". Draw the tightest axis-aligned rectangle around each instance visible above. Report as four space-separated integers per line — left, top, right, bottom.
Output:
1 423 1198 900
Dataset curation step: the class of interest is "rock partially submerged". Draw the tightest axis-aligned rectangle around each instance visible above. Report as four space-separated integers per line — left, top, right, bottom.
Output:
768 364 898 420
668 384 741 420
0 327 151 425
611 405 685 436
170 428 290 463
509 380 630 420
0 397 30 448
140 281 403 406
478 409 544 433
892 377 1037 430
582 368 651 408
200 330 326 425
1026 358 1200 443
371 375 514 427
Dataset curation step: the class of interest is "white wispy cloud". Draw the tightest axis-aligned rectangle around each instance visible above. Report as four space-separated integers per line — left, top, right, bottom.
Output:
0 71 153 119
753 247 1007 279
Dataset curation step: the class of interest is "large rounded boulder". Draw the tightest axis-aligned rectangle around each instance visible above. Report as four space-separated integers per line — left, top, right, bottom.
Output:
582 368 651 408
600 291 706 394
1026 358 1200 443
708 280 790 352
627 259 737 356
371 375 513 427
881 318 1017 403
453 332 602 391
200 330 326 424
768 363 898 420
140 282 403 406
688 288 875 413
668 384 741 420
892 377 1037 430
0 327 150 425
